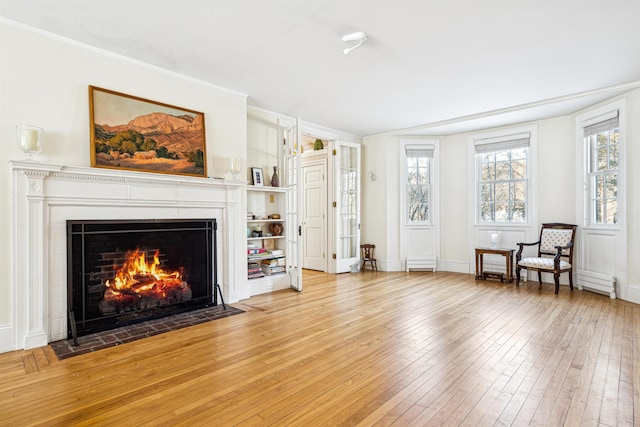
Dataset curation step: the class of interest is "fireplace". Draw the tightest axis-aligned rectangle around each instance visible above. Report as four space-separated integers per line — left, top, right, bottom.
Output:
67 219 218 339
8 161 243 353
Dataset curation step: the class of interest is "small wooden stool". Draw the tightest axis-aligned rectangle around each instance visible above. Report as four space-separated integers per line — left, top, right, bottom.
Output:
360 244 378 271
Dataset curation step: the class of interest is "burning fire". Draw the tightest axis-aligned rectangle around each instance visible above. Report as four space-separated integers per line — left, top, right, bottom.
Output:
100 249 192 314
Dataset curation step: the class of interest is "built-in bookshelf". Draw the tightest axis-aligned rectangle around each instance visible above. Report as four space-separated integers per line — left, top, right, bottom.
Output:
246 186 287 285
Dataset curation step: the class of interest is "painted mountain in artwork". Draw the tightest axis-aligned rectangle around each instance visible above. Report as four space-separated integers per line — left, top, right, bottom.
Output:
97 112 204 154
93 112 205 176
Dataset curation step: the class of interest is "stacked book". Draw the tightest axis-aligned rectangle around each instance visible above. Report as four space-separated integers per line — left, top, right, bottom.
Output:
248 262 265 279
247 247 266 255
260 257 286 276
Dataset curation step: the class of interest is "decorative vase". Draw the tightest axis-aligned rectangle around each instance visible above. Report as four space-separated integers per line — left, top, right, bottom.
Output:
269 222 283 236
271 166 279 187
314 138 324 151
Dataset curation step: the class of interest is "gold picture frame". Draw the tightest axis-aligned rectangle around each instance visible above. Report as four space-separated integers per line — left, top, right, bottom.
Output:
89 86 207 177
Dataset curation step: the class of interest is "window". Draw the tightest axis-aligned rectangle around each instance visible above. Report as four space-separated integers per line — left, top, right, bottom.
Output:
405 146 433 223
584 112 619 225
475 133 530 223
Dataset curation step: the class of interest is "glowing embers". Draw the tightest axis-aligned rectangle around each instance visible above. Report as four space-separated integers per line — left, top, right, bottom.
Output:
100 248 192 314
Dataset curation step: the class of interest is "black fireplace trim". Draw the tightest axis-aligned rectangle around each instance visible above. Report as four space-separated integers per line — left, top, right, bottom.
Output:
66 218 223 344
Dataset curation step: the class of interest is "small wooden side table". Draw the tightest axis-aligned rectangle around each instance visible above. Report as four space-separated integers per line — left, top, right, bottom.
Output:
475 247 514 283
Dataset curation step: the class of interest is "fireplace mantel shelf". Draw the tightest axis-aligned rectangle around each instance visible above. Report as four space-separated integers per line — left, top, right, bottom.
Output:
10 160 246 189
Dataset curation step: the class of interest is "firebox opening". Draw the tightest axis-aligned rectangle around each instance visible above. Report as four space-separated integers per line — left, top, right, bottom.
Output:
67 219 216 338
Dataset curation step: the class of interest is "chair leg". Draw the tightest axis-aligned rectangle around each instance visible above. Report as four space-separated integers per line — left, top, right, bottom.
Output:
569 271 574 290
554 273 560 294
538 271 542 286
516 266 521 286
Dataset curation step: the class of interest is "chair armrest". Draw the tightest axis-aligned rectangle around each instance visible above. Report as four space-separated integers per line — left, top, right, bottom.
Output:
553 241 574 265
516 240 541 261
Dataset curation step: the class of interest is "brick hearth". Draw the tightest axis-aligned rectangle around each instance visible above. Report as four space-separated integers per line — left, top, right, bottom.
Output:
49 304 243 359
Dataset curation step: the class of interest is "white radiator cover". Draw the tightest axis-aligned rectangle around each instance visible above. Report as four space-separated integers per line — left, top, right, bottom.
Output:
406 256 437 272
577 269 616 299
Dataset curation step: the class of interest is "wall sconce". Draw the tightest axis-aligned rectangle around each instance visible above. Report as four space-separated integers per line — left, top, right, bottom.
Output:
227 156 242 180
17 124 44 160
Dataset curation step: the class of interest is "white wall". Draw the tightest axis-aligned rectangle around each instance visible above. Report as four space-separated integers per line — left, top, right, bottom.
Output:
625 90 640 300
0 20 248 328
439 133 470 272
361 135 390 268
362 89 640 303
536 116 575 224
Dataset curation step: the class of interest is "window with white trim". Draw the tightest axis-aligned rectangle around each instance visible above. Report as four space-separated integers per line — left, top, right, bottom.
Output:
584 111 619 225
405 146 433 223
475 133 529 223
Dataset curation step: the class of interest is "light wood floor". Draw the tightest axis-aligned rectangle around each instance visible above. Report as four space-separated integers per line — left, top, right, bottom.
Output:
1 271 638 426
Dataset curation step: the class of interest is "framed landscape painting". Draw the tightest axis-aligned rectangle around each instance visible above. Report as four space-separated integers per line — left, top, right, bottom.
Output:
89 86 207 177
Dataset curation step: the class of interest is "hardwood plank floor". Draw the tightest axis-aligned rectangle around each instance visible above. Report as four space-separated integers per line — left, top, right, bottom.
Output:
0 271 638 426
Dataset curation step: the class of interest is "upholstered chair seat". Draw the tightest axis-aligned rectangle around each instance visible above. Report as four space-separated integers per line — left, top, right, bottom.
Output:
518 257 571 270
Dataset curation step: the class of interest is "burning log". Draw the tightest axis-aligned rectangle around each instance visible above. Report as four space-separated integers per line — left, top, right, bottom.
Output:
99 248 192 315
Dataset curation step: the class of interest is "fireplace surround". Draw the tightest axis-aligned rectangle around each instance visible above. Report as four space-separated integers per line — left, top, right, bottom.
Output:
6 161 244 352
67 218 218 339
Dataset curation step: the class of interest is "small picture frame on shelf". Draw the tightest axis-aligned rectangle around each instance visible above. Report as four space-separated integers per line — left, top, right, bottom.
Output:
251 167 264 186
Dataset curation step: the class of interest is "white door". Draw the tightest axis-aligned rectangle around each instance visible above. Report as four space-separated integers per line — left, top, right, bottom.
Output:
281 118 303 291
333 141 361 273
302 161 327 271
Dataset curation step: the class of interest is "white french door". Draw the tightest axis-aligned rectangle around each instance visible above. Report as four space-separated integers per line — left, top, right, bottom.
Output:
280 118 303 291
333 141 361 273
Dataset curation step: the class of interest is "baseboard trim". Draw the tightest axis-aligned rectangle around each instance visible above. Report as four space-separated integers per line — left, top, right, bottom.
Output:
439 260 469 274
626 283 640 304
0 324 14 354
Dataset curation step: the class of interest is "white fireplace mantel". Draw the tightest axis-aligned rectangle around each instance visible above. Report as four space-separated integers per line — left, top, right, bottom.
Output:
5 161 244 352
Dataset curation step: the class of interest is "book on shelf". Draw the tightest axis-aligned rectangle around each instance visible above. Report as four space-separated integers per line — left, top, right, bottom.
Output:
261 257 285 267
261 265 286 275
248 262 265 279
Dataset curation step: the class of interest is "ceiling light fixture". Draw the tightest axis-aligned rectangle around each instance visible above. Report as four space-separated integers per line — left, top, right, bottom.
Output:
342 31 368 56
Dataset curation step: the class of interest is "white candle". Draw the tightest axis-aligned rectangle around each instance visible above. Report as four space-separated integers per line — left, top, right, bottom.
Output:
22 129 39 151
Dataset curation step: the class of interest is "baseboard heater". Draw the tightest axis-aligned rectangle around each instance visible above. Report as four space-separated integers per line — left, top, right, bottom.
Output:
406 256 437 272
577 269 616 299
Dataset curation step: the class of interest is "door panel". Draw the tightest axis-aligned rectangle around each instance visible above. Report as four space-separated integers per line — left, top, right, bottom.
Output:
280 118 303 291
303 163 326 271
334 142 361 273
582 231 616 273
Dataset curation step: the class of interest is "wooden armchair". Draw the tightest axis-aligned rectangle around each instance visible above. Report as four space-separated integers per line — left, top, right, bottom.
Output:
515 223 577 294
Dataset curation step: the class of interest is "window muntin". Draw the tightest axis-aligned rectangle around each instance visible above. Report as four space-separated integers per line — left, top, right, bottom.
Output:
477 146 528 223
587 126 619 225
406 148 432 223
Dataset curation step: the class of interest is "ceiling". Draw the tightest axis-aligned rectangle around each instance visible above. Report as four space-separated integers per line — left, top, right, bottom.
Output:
2 1 640 137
